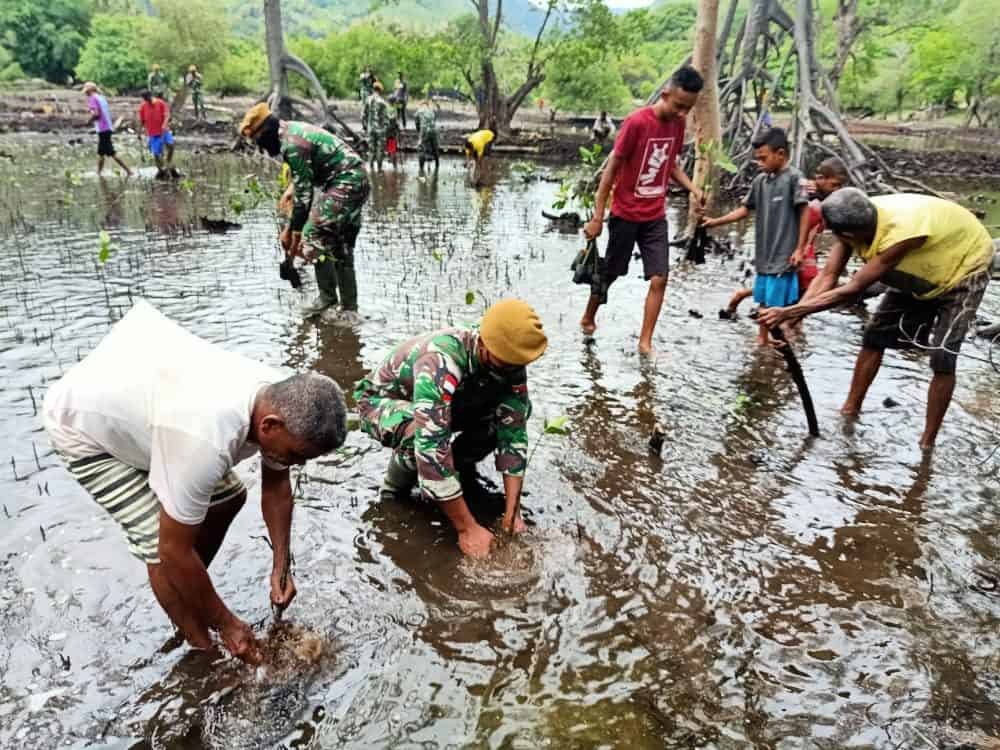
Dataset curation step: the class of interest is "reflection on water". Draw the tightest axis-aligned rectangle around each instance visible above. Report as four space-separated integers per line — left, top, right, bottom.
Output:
2 135 1000 748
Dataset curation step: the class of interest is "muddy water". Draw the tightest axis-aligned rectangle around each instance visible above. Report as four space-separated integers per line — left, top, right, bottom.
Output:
2 135 1000 749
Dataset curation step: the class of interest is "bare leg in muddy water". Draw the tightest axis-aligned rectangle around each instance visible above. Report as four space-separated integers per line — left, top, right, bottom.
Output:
580 295 600 335
841 346 883 417
921 372 955 449
638 275 667 355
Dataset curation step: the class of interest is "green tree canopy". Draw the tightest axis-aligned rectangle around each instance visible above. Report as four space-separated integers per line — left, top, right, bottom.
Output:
75 14 150 91
0 0 90 82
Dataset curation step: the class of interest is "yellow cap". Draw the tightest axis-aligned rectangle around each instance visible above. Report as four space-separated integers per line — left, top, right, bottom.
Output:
81 81 97 94
188 64 197 73
240 102 271 138
480 299 548 366
152 64 160 71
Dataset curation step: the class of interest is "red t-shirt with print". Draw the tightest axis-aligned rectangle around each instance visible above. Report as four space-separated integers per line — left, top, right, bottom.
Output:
609 106 686 223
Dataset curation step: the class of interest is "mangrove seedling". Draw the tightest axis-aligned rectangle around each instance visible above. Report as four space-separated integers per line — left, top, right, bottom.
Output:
507 415 571 535
97 231 116 264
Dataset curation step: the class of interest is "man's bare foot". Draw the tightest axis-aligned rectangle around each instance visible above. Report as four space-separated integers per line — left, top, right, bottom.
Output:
840 404 861 417
638 340 655 356
580 319 597 335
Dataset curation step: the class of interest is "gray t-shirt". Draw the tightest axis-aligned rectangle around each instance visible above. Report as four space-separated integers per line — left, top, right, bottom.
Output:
743 166 808 275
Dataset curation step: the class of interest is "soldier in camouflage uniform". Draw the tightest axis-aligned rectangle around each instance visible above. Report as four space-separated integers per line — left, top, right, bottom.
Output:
415 101 439 171
185 65 205 120
359 66 375 102
364 81 390 171
147 64 168 100
240 103 370 321
354 299 548 558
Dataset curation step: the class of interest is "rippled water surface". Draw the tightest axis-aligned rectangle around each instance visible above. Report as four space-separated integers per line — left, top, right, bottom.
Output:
2 136 1000 749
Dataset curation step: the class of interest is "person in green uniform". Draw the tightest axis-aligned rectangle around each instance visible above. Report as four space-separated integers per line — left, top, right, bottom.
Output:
364 81 390 172
415 101 439 171
354 299 548 558
147 64 168 100
359 66 375 102
185 65 205 120
241 103 370 322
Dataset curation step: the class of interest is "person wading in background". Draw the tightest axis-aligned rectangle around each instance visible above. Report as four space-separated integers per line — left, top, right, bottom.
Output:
82 82 131 177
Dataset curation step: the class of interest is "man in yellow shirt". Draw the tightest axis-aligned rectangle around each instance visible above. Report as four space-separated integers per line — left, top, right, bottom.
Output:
464 128 495 185
760 188 992 448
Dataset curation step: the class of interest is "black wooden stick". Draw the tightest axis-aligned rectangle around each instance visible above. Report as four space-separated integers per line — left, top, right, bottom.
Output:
770 327 820 437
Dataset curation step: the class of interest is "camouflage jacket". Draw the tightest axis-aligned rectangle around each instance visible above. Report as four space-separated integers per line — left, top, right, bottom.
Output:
147 71 168 96
280 120 365 232
415 108 437 138
364 94 390 136
355 327 531 502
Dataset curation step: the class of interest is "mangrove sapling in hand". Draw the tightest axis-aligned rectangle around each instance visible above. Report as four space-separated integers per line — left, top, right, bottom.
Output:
505 415 570 537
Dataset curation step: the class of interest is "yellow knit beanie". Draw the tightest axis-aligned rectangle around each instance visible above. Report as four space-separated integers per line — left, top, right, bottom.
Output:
240 102 271 138
480 299 548 366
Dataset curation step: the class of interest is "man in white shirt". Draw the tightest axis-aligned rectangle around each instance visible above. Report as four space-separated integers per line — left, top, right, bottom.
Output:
43 301 347 664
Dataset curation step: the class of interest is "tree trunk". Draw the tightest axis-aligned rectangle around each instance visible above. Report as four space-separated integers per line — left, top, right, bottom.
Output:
689 0 722 226
830 0 860 86
470 0 552 133
264 0 291 119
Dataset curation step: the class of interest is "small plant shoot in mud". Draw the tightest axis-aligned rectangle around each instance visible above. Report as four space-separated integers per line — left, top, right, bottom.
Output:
507 415 570 536
97 231 115 264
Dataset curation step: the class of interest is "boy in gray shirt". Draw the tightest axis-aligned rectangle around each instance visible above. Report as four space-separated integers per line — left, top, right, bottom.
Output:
703 127 809 344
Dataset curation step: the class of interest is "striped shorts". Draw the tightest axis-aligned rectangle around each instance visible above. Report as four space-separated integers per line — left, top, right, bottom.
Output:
63 453 246 565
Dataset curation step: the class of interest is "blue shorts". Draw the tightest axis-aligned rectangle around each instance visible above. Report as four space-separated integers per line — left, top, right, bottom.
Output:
753 271 799 308
148 131 174 157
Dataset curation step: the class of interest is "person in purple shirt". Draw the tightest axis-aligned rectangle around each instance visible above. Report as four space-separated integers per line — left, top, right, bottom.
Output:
82 82 131 177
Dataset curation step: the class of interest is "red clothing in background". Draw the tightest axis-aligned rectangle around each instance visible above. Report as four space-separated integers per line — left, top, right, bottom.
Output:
138 99 169 137
609 106 686 223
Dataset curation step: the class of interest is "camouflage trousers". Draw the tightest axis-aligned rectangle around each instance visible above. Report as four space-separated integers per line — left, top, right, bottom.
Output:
302 174 370 311
356 394 496 482
418 132 439 167
367 130 386 163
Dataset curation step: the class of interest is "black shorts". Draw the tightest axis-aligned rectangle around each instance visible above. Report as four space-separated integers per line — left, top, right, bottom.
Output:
97 131 115 157
861 269 989 374
605 215 669 284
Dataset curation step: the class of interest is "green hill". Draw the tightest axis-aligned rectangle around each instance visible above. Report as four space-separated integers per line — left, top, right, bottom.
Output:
223 0 548 38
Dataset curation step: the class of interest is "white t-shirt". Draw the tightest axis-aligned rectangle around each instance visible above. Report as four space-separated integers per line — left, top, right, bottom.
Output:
43 301 286 525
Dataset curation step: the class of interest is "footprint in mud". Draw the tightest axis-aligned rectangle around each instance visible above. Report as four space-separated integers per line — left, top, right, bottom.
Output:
200 622 332 750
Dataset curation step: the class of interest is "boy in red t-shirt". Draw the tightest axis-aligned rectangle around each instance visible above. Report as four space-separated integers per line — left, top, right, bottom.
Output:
581 65 705 356
800 157 849 293
138 89 176 178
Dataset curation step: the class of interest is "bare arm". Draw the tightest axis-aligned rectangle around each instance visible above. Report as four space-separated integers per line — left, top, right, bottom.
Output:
800 237 852 303
671 163 703 203
761 237 927 326
790 203 810 265
583 152 622 239
703 204 750 227
261 463 296 612
501 474 525 533
158 511 261 663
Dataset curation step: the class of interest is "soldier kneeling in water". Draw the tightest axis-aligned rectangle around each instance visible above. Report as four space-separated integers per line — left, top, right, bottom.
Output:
354 299 548 558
